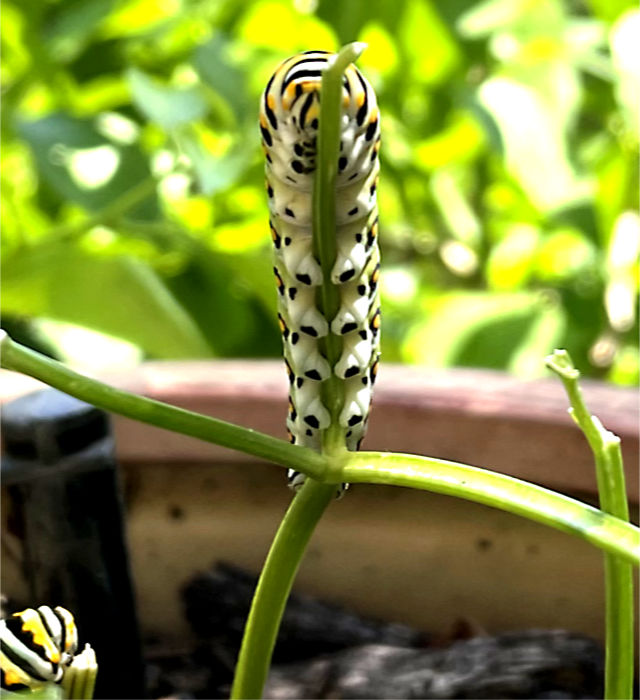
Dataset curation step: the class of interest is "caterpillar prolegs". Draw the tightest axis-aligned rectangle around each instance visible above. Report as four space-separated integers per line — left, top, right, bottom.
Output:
260 51 381 490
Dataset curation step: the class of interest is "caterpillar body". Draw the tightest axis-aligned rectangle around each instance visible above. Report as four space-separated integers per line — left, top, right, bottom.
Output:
0 606 78 691
260 50 381 489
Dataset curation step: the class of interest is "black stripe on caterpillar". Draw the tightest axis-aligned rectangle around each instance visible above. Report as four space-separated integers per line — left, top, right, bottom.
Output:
260 51 381 491
0 606 78 691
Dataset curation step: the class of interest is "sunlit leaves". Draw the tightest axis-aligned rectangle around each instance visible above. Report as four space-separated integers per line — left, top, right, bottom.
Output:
238 1 336 52
486 224 540 290
18 113 158 218
1 241 211 358
478 77 588 211
194 35 251 124
398 0 460 86
413 114 485 171
610 9 640 133
127 69 208 130
1 0 637 380
404 291 564 376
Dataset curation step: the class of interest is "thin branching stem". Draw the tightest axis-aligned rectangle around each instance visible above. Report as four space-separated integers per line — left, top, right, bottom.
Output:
0 331 325 479
546 349 634 699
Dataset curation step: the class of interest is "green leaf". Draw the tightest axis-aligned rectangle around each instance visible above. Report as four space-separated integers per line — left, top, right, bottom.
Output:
610 9 640 130
398 0 461 86
486 223 541 290
127 68 208 130
17 114 158 219
477 77 588 211
1 242 212 358
585 0 636 24
237 1 337 52
413 113 485 171
43 0 116 62
164 245 281 358
178 130 253 195
534 228 597 281
193 35 250 123
316 0 409 43
404 291 561 372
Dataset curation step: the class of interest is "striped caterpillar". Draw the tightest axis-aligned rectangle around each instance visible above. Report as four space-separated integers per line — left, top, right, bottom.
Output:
260 50 381 490
0 606 78 691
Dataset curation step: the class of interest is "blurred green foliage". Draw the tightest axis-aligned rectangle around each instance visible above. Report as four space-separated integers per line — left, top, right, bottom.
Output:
2 0 638 383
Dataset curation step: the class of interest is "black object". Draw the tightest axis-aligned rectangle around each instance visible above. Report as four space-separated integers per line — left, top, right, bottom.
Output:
183 562 425 661
263 632 604 699
149 563 606 698
175 562 426 697
2 388 145 699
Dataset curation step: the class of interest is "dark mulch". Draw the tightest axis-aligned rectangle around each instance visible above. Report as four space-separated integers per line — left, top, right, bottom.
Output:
144 562 606 699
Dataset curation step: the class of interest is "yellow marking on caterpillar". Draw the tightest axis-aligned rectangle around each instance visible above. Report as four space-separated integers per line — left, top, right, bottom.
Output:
0 651 33 688
18 609 60 664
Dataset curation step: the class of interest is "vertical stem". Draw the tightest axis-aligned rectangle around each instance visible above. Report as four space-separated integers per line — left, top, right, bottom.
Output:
546 350 634 699
230 479 335 699
313 43 367 454
601 440 634 700
231 43 367 698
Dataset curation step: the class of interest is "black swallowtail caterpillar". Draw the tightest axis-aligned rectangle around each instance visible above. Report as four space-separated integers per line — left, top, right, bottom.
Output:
0 606 78 691
260 50 381 490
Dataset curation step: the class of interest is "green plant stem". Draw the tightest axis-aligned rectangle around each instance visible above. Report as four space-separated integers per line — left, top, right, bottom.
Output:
0 331 325 479
313 42 366 454
546 349 634 699
3 332 639 566
343 451 640 566
48 177 158 241
231 43 368 699
230 479 335 699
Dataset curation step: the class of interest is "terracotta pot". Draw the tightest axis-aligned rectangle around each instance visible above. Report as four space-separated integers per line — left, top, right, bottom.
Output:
1 362 637 644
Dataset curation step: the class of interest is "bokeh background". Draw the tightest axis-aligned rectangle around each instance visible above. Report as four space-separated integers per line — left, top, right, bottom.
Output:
2 0 638 384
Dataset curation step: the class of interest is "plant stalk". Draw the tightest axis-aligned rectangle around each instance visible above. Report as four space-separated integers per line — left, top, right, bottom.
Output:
231 42 368 699
546 349 634 699
343 451 639 566
230 479 335 698
313 42 367 454
0 331 325 479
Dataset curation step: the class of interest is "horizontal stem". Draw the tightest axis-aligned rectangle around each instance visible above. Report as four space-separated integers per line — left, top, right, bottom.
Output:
344 451 640 566
0 331 325 478
3 332 638 568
